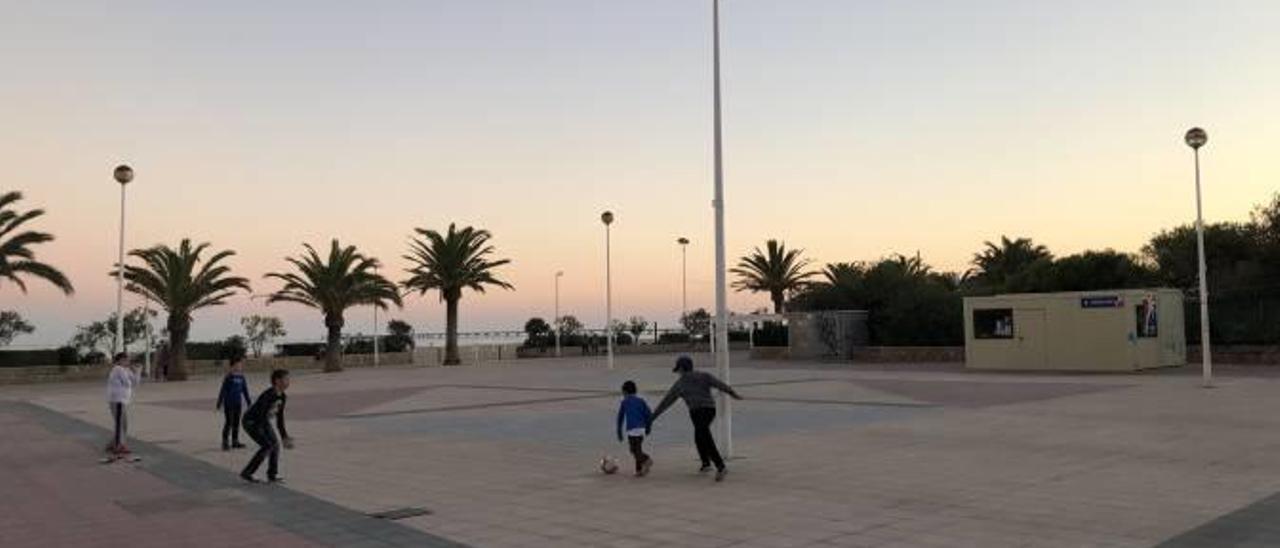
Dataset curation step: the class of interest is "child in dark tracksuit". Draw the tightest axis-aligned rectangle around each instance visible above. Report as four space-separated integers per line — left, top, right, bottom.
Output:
215 357 252 450
240 369 292 483
616 381 653 477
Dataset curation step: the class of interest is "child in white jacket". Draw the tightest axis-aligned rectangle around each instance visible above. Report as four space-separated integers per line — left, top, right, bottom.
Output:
105 353 140 457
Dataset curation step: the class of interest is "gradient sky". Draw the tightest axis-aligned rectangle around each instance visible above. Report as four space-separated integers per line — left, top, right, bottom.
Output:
3 0 1279 347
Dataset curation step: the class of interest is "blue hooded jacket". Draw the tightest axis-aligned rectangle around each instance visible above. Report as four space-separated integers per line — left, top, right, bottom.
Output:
616 394 652 440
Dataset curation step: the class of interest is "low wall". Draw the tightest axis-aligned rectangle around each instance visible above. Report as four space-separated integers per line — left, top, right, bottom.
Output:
516 341 747 359
851 346 965 363
0 344 522 385
1188 345 1280 365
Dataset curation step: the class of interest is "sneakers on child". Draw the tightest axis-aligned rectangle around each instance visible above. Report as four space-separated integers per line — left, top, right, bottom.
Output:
239 473 260 484
231 442 247 449
715 468 728 482
639 458 653 477
699 464 712 474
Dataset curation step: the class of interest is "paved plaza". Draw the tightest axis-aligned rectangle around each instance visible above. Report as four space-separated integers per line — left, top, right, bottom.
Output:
7 352 1280 547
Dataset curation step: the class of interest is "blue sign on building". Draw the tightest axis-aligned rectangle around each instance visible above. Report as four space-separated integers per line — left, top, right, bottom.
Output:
1081 296 1124 308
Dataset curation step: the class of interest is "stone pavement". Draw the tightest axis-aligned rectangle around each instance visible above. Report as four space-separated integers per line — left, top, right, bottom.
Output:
9 353 1280 547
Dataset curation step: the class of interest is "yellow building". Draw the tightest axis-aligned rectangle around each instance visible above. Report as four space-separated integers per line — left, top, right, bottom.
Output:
963 289 1186 371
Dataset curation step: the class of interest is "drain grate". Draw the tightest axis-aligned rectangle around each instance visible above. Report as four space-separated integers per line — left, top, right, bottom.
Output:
368 507 433 520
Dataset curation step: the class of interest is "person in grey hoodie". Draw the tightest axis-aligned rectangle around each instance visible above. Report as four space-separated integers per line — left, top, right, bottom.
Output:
649 355 742 481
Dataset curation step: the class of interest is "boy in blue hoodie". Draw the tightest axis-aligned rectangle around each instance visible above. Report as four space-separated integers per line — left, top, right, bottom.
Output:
616 380 653 477
216 356 252 450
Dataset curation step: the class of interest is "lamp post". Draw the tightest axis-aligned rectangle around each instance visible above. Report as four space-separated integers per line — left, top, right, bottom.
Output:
373 267 380 367
1185 127 1212 387
601 211 615 370
709 0 733 457
112 165 133 356
677 237 690 320
554 271 564 357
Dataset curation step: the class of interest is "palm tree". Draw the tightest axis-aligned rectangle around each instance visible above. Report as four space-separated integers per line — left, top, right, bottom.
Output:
0 191 74 295
265 240 402 373
403 224 513 365
118 239 250 380
731 239 816 313
970 236 1052 293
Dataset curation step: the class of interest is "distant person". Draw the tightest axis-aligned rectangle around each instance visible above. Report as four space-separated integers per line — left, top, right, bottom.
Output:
104 353 141 458
240 369 294 484
615 380 653 477
649 355 742 482
215 356 252 450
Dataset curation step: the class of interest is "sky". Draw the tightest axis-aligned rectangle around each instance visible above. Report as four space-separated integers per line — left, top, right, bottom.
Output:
3 0 1279 347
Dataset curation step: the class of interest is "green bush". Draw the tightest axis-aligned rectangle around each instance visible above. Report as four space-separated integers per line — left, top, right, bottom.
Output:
278 342 326 358
658 332 692 344
752 323 789 347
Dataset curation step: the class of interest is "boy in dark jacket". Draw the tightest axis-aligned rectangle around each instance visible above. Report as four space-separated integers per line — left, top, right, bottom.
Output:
616 381 653 476
240 369 293 483
215 356 252 450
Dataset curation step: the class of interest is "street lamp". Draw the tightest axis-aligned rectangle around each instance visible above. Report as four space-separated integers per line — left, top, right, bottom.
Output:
554 271 564 358
373 266 380 367
601 210 615 370
1185 127 1212 387
677 237 690 320
710 0 733 457
112 164 133 356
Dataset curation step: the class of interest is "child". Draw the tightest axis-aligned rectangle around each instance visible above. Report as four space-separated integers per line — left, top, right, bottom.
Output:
616 380 653 477
240 369 294 483
215 356 252 450
105 353 140 458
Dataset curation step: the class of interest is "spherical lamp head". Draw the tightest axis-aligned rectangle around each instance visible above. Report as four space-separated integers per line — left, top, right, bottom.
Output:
113 164 134 185
601 211 614 226
1185 128 1208 150
677 237 690 246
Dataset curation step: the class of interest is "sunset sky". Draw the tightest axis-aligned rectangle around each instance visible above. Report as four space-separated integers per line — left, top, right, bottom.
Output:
4 0 1279 347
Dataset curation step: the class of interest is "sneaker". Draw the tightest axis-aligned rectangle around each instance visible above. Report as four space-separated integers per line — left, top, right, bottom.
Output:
240 473 261 484
268 477 286 485
116 445 132 455
640 458 653 477
231 442 246 449
715 468 728 482
222 443 230 451
699 465 712 474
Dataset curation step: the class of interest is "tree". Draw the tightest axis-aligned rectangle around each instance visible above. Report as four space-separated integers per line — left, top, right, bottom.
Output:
1048 250 1156 292
385 319 415 353
969 236 1052 294
403 224 513 365
730 239 816 313
241 315 287 358
68 308 158 355
556 315 583 337
118 239 251 380
0 191 74 295
524 317 552 348
0 310 34 345
627 316 648 341
266 240 402 373
681 308 711 338
223 335 248 360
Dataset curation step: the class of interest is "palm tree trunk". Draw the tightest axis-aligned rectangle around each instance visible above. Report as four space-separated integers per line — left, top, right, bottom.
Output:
168 315 190 381
772 291 785 314
324 313 344 373
444 296 460 365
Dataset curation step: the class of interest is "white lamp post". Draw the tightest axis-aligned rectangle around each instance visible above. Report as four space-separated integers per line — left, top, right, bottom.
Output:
373 267 380 367
601 211 615 370
112 164 133 356
1185 127 1212 387
677 237 690 319
554 271 564 357
710 0 733 457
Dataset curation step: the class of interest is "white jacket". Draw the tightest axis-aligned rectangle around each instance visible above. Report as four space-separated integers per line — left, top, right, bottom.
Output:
106 365 139 404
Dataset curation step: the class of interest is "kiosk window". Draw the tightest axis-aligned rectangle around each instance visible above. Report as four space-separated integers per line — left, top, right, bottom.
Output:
974 309 1014 339
1135 302 1158 338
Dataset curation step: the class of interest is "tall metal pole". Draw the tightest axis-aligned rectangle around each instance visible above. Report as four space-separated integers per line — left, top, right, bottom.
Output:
711 0 732 457
554 271 563 357
602 211 615 370
112 165 133 356
1185 127 1211 387
373 267 381 366
143 296 152 377
1193 147 1212 387
678 238 689 318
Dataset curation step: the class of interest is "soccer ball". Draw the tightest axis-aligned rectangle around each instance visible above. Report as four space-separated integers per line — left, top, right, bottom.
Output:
600 456 619 475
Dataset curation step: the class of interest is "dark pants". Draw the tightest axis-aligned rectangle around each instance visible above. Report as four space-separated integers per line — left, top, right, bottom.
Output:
241 422 279 479
109 403 127 451
222 406 242 447
627 436 650 473
690 407 724 471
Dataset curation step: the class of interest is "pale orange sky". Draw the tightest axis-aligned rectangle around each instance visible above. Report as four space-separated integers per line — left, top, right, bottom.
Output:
4 1 1279 346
